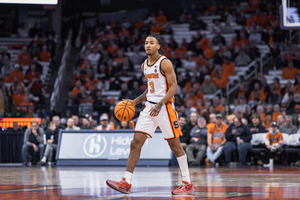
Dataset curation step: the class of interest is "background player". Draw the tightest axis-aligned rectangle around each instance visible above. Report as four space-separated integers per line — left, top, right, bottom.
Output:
106 33 194 195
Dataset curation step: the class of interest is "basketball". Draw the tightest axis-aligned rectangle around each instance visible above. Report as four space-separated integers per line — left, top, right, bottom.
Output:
114 100 135 121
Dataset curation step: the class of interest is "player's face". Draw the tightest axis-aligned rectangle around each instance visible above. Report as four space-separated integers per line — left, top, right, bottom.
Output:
145 37 160 55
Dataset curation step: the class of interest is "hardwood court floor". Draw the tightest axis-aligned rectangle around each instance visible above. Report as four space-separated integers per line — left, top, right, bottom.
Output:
0 166 299 199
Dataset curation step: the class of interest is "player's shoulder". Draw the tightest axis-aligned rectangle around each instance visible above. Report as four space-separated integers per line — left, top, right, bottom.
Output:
160 56 173 69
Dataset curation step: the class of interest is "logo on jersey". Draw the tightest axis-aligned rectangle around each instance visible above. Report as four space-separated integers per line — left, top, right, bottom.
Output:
173 121 179 129
83 134 107 157
145 73 159 80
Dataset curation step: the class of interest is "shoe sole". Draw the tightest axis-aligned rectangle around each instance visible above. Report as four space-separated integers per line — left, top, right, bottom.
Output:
172 187 195 195
106 180 131 194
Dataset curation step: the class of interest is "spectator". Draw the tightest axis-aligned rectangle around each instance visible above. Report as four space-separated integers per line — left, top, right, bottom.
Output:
186 117 207 166
72 114 81 129
212 31 226 46
78 96 93 116
263 121 284 168
206 114 228 166
279 115 297 134
234 96 247 115
82 114 94 129
266 84 281 105
65 118 80 130
31 56 43 75
222 56 235 76
119 83 130 100
129 81 143 100
249 28 262 44
211 19 222 34
27 75 47 105
38 122 58 166
17 46 31 66
277 115 285 128
234 49 251 66
95 113 115 130
282 61 299 79
248 113 267 134
274 51 288 70
22 121 45 166
7 64 24 83
222 20 234 34
39 45 51 62
52 115 62 130
12 85 25 106
272 104 282 121
87 47 101 68
129 46 145 65
63 98 78 116
25 64 40 84
223 117 252 166
1 60 13 78
117 121 133 129
200 75 217 95
178 115 190 150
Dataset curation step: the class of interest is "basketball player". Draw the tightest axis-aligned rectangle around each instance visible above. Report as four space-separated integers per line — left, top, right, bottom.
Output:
106 34 194 195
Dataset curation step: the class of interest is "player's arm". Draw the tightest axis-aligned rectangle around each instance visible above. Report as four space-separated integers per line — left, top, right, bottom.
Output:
159 59 177 104
132 89 148 106
149 59 177 117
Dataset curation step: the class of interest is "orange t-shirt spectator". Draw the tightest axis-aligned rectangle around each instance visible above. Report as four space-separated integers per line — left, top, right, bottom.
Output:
17 46 31 66
12 86 25 106
25 64 40 83
222 58 235 76
174 45 187 59
200 35 210 51
39 45 51 62
156 10 167 25
282 61 299 79
7 64 24 83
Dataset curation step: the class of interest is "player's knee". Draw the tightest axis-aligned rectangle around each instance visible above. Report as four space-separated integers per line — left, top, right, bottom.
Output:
130 139 143 150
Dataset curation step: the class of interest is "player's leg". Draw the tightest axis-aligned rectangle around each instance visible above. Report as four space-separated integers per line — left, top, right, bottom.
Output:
126 131 148 173
106 132 148 194
157 102 194 195
167 138 194 195
106 102 157 194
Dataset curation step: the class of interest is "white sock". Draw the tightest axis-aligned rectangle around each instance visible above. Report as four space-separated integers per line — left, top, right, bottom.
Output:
124 171 133 184
41 157 46 163
176 154 191 183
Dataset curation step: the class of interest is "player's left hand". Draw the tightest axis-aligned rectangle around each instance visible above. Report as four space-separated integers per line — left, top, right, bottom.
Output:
149 103 163 117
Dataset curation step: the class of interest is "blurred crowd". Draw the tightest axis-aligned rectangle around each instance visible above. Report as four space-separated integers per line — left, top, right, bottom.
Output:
2 0 300 167
0 24 56 118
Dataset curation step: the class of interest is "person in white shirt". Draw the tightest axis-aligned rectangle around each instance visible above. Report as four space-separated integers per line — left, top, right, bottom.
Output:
65 118 80 130
95 113 114 130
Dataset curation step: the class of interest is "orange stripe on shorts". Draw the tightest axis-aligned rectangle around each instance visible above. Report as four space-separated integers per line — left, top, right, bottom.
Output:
165 102 183 138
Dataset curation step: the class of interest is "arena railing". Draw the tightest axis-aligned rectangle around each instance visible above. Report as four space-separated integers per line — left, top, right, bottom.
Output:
226 60 257 103
50 30 72 111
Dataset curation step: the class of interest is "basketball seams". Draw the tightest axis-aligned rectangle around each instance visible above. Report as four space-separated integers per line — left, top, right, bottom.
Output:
114 100 135 121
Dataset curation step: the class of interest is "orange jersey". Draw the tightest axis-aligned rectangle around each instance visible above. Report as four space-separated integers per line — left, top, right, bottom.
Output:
266 131 283 145
207 123 228 144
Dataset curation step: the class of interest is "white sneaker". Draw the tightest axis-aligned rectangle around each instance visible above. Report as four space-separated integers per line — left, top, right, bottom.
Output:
263 159 274 168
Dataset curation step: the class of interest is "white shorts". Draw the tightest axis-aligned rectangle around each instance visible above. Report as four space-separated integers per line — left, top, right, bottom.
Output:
135 101 182 140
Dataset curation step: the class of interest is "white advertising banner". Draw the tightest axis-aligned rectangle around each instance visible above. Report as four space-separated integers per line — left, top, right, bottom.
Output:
57 130 172 160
